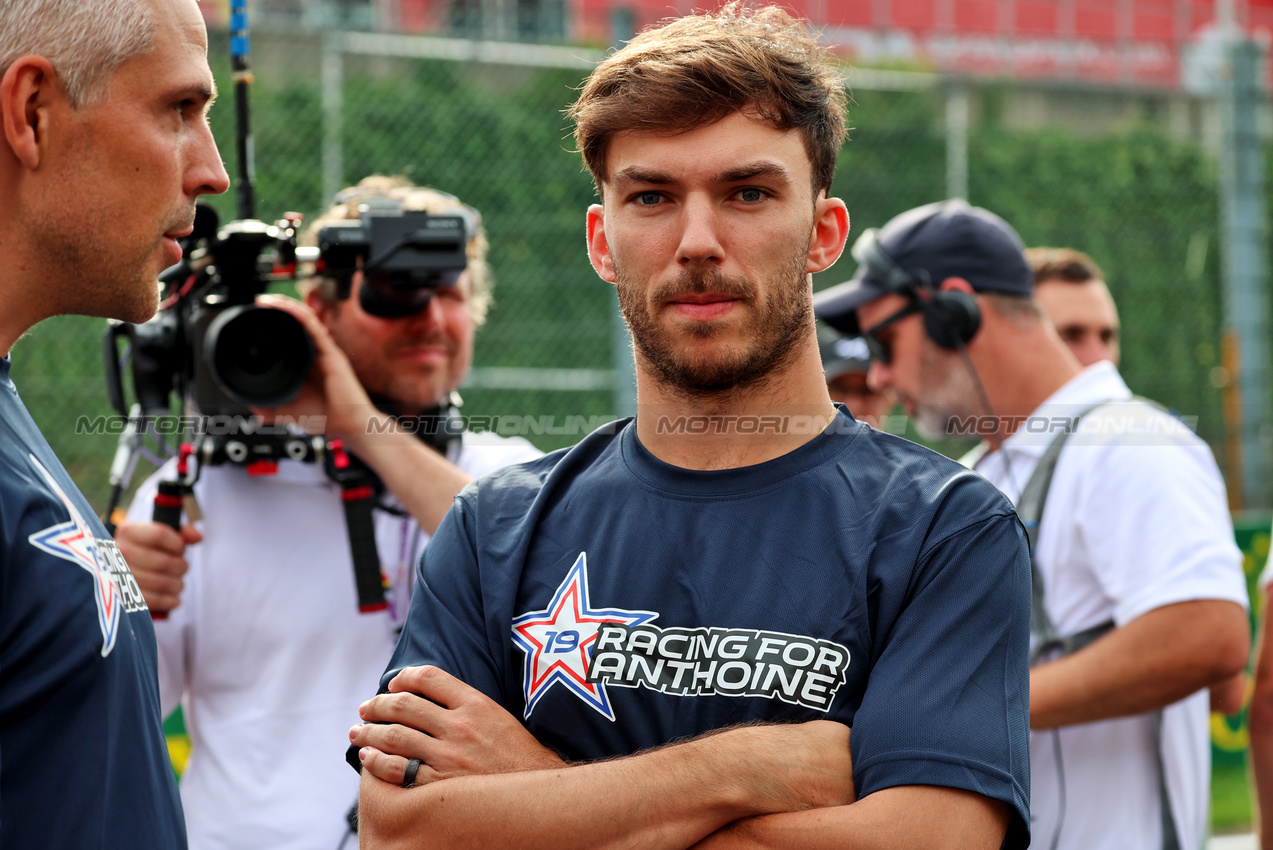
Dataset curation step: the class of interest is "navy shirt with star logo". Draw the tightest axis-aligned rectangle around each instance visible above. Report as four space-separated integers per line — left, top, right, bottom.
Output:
384 408 1031 847
0 358 186 848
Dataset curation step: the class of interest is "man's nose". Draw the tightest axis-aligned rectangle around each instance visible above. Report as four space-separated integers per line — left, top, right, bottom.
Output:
405 290 446 329
188 122 230 198
868 360 891 392
676 195 725 267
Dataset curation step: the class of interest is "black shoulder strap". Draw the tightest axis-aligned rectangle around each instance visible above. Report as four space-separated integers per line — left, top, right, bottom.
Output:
1016 395 1180 850
1016 399 1116 665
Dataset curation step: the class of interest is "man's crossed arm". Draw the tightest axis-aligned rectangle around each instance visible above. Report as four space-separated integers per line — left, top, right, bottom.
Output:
350 666 1009 850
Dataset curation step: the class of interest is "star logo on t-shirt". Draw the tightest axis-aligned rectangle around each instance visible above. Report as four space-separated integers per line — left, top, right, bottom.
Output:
26 455 123 656
512 552 657 721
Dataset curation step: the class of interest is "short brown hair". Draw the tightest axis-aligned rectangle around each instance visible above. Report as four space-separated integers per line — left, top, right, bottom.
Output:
568 3 847 197
301 175 493 326
1025 247 1105 287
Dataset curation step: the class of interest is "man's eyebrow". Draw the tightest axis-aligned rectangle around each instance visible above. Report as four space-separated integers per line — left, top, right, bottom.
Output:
715 162 793 184
609 167 675 188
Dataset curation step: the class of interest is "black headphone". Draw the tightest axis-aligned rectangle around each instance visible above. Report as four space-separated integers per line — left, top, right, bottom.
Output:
852 228 982 350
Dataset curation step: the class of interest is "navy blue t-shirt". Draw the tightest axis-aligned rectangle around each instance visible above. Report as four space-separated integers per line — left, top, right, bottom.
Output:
386 410 1030 846
0 359 186 848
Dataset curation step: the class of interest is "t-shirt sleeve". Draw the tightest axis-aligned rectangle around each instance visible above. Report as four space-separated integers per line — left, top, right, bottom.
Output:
1071 436 1248 624
850 510 1032 850
379 495 505 701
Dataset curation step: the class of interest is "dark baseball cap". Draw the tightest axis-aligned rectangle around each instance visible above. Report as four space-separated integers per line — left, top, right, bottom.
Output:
813 199 1032 336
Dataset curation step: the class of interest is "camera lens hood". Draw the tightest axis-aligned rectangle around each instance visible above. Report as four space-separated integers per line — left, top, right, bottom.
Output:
203 305 314 407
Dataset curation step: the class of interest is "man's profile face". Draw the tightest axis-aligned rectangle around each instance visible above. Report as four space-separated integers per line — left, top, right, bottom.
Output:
587 112 835 395
857 293 976 440
315 271 476 413
1034 277 1120 367
30 0 229 324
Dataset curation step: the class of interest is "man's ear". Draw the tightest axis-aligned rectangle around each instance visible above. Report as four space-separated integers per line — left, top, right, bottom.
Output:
807 194 850 275
586 204 617 284
1 56 58 170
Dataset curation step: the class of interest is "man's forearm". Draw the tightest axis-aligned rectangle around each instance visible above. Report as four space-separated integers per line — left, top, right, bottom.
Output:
358 721 853 850
1031 599 1249 730
691 786 1010 850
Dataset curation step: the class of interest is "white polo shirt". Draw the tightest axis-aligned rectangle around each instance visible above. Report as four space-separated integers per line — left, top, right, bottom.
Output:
973 362 1247 850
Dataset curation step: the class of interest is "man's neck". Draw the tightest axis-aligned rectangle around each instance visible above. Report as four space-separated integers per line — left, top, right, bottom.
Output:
978 329 1084 450
0 246 49 358
633 349 838 471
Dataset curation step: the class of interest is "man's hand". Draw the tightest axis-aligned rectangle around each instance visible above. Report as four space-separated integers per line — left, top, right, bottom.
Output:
253 294 474 535
115 520 203 614
351 665 565 787
1212 671 1248 716
356 699 854 850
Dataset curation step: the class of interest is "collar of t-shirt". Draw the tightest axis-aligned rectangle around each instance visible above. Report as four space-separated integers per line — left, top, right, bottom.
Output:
997 360 1132 459
622 406 860 498
971 361 1131 497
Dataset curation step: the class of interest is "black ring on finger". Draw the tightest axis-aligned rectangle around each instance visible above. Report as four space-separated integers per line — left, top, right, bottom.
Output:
402 757 422 789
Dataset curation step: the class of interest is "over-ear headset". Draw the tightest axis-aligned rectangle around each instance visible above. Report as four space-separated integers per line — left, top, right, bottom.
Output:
851 228 982 350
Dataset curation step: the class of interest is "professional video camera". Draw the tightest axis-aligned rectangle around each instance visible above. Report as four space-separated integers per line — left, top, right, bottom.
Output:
105 204 312 423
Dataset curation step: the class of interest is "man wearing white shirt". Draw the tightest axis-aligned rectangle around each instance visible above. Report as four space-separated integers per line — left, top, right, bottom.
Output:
114 177 542 850
815 198 1250 850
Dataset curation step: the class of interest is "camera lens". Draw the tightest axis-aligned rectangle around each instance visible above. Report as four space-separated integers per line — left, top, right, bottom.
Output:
203 305 313 407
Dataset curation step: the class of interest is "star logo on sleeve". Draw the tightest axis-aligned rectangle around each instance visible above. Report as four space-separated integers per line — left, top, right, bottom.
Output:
25 455 122 656
511 552 656 721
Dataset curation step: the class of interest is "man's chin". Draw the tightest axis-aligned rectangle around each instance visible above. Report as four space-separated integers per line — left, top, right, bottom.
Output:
109 283 161 325
914 407 959 442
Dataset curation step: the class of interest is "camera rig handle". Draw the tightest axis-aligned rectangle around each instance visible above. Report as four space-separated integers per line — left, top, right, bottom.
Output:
149 443 197 621
324 440 388 614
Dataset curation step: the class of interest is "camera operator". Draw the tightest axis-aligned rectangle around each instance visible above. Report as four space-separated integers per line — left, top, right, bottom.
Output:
115 175 542 850
0 0 228 846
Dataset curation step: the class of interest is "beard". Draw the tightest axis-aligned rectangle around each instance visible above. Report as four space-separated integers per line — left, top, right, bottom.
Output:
614 250 812 398
25 199 184 325
910 338 979 440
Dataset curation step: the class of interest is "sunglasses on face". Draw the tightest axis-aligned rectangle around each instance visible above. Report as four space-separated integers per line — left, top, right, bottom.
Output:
861 301 922 365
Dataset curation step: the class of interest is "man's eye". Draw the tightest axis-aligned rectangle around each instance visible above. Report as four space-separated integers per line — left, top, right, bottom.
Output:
737 188 765 203
637 192 662 206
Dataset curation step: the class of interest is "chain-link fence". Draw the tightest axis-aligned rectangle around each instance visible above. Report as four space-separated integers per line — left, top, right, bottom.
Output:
16 23 1251 512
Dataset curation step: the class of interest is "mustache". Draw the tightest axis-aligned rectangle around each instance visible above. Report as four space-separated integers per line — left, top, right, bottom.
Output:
650 268 756 304
392 332 455 351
